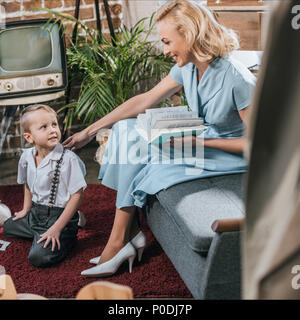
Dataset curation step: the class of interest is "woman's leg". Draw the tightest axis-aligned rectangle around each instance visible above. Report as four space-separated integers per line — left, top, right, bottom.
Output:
93 119 146 269
98 205 140 265
97 119 145 264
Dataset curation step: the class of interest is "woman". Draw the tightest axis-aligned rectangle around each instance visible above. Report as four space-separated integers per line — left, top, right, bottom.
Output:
63 0 256 277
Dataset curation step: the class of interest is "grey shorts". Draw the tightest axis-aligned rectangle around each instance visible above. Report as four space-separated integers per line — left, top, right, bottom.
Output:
3 202 79 268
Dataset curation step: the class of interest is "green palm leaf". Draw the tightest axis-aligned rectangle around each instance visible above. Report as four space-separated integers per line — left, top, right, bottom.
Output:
39 8 177 129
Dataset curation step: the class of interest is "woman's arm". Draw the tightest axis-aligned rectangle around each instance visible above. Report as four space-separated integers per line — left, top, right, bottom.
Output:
63 75 182 150
203 107 249 153
203 137 244 153
171 107 249 153
87 75 182 137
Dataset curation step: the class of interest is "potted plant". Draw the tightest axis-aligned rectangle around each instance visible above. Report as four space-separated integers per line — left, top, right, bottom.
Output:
39 9 177 128
38 9 185 164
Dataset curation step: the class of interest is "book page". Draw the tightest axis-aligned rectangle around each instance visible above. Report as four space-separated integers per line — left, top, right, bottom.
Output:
152 118 203 129
145 106 188 115
145 106 189 138
135 105 205 143
151 113 199 129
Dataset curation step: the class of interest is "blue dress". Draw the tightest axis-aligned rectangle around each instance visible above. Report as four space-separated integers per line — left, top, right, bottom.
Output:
99 55 257 208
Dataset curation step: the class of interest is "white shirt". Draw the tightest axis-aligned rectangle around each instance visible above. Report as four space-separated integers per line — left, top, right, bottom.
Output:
17 143 87 208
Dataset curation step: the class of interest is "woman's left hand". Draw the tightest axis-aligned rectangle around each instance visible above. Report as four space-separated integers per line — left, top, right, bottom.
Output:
37 226 61 252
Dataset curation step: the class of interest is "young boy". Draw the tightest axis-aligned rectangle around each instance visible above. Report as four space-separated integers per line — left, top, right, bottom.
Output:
3 104 87 268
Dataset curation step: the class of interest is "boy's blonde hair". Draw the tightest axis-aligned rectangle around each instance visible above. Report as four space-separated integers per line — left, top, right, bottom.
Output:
155 0 240 62
20 104 57 133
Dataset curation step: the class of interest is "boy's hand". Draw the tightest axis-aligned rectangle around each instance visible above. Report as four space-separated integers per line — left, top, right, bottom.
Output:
12 209 29 221
37 225 61 252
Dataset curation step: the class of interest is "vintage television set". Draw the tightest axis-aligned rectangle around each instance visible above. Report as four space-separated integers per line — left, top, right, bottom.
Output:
0 19 67 106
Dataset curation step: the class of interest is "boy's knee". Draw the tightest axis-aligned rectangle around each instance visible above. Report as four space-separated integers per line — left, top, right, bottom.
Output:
28 246 58 268
28 248 48 268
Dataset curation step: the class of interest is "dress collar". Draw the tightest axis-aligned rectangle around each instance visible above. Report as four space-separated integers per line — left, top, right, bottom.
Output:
31 143 64 168
195 56 230 106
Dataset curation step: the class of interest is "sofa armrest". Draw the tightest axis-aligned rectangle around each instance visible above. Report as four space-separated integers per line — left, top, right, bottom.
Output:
211 218 244 233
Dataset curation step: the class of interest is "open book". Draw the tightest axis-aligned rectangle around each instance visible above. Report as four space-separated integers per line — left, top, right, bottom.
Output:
135 106 207 144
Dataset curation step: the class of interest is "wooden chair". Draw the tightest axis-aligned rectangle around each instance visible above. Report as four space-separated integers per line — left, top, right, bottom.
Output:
76 281 133 300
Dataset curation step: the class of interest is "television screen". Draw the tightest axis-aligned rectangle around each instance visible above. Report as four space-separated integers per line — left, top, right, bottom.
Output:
0 26 52 72
0 19 67 104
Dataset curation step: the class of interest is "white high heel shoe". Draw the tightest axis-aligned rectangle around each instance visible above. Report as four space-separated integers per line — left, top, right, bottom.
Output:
89 231 147 264
131 231 147 262
81 242 136 277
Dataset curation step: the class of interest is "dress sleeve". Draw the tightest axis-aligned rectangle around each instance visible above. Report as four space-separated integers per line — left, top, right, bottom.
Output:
232 73 256 111
64 156 87 195
170 63 183 85
17 151 28 184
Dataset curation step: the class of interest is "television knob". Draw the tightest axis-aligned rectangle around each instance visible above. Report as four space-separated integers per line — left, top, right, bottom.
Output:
4 82 13 91
47 78 55 86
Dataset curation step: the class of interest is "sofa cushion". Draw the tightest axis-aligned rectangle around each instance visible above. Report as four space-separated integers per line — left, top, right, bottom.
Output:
155 173 245 253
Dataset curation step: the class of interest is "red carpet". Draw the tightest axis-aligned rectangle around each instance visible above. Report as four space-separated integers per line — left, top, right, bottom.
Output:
0 184 192 299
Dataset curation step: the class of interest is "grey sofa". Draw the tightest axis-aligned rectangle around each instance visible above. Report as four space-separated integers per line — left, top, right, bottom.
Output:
142 173 245 299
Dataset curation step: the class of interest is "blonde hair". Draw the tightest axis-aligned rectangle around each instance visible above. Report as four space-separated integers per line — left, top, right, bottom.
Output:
20 104 57 132
156 0 240 62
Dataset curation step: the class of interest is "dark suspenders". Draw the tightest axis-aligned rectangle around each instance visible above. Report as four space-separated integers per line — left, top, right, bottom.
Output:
49 148 66 208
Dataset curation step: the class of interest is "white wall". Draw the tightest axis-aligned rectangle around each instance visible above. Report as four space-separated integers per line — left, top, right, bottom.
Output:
122 0 207 50
123 0 207 27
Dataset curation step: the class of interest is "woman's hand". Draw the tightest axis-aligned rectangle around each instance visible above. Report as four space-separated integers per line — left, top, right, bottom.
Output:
12 209 29 221
169 136 203 148
62 129 93 151
37 225 61 252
